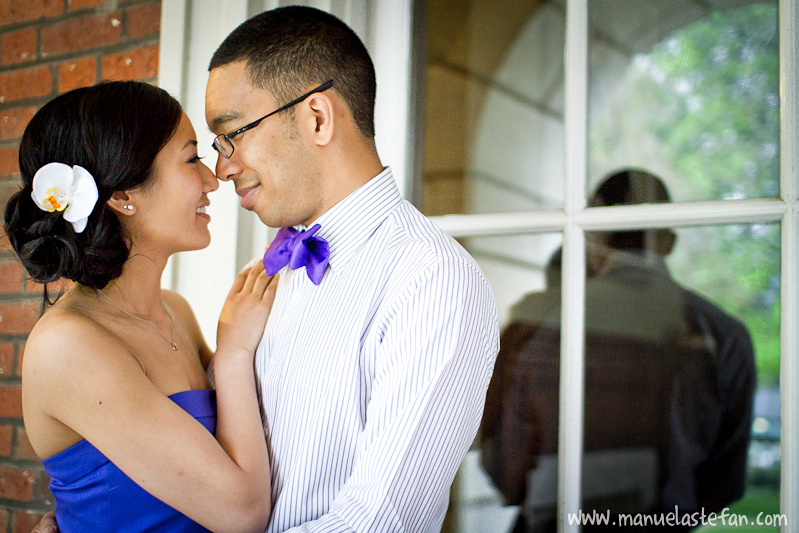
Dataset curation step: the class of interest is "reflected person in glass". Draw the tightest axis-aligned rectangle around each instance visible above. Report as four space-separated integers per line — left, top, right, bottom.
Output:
483 169 756 531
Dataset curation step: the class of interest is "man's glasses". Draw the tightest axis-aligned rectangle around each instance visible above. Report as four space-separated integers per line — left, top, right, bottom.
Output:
212 79 334 159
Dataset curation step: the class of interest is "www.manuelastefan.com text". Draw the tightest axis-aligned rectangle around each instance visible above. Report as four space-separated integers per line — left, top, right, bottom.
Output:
567 507 787 528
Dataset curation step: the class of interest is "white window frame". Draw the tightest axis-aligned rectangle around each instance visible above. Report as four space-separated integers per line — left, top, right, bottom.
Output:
434 0 798 530
161 0 798 531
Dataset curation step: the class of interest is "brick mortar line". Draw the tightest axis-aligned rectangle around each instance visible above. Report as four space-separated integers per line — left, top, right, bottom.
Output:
0 139 24 149
0 0 163 35
0 500 53 514
0 37 161 115
0 53 160 114
0 293 43 302
0 32 160 75
0 340 30 348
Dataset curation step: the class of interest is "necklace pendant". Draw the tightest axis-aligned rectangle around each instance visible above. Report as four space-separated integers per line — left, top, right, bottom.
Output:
171 342 178 351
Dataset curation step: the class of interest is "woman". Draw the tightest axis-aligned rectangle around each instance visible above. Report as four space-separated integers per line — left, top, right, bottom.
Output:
4 81 274 533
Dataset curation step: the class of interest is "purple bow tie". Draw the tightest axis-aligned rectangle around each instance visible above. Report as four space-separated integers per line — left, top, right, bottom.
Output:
262 223 330 285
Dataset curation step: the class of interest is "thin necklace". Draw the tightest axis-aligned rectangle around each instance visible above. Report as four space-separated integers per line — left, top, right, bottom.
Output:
98 289 178 351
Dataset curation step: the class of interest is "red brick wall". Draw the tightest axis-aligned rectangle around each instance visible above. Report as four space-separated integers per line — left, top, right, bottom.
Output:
0 1 161 529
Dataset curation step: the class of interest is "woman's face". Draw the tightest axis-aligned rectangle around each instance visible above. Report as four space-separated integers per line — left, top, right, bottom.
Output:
126 113 218 257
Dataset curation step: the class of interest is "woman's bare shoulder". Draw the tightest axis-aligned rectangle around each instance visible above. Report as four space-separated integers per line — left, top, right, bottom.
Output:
22 298 148 456
23 301 137 386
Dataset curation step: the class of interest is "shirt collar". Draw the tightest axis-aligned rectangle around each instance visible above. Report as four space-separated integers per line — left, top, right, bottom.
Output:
601 248 671 276
304 167 402 272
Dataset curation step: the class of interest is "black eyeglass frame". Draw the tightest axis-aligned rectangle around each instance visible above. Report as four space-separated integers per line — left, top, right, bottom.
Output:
212 79 334 159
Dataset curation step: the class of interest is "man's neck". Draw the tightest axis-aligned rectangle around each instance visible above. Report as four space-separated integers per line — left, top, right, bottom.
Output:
305 140 384 227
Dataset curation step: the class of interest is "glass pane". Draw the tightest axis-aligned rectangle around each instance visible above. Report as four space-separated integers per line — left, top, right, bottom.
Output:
588 1 780 201
580 221 779 529
444 233 563 533
421 0 566 216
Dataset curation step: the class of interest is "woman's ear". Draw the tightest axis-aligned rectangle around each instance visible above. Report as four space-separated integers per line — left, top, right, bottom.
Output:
106 191 136 216
305 93 334 146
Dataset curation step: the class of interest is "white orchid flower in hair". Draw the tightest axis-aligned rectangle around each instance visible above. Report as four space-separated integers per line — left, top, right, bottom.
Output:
31 162 99 233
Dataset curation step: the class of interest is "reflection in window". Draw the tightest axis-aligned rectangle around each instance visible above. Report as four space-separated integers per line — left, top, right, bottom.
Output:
480 221 778 531
452 173 780 532
422 0 566 216
423 0 783 531
669 223 781 528
589 2 779 201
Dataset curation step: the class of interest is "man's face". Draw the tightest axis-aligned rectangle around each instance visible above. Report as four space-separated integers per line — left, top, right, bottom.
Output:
205 61 322 228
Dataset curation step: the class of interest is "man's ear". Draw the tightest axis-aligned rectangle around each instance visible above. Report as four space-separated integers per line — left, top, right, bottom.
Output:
305 93 334 146
106 191 136 216
657 229 676 256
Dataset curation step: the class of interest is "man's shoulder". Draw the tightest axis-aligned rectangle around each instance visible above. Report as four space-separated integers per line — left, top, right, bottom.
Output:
384 200 479 269
682 287 752 340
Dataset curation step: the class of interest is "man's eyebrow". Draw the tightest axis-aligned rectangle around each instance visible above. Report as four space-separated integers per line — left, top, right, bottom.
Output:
209 112 242 132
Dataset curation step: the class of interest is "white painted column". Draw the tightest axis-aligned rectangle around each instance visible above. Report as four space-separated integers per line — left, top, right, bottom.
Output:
158 0 252 345
366 0 414 199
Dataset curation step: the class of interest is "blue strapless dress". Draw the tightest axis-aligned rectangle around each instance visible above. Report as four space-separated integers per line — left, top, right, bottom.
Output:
43 389 216 533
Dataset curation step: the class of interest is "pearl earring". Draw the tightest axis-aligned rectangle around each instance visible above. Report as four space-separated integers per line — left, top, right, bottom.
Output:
123 205 134 210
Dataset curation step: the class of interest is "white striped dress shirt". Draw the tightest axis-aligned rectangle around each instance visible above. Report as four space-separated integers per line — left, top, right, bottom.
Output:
256 168 499 533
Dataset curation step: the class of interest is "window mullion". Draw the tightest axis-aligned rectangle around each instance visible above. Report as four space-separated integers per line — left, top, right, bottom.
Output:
561 0 588 531
779 0 799 526
430 198 786 238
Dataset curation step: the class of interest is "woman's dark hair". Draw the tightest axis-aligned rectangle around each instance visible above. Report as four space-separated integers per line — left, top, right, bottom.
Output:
3 81 183 292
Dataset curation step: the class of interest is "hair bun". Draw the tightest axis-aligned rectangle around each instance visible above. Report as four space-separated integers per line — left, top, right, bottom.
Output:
6 191 78 283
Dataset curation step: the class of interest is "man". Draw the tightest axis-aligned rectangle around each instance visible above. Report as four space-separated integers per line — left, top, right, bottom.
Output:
205 8 498 531
35 5 499 533
483 169 755 529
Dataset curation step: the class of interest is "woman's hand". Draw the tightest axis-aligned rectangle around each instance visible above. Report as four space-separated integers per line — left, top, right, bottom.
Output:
217 260 278 357
31 511 57 533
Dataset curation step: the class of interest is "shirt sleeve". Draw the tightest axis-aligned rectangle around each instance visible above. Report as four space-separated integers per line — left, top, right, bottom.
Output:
282 259 500 532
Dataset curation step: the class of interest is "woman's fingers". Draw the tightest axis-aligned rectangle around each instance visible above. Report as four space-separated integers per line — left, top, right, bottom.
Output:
262 274 279 306
225 260 276 316
228 268 248 295
252 267 271 296
240 262 261 293
31 511 57 533
234 259 265 295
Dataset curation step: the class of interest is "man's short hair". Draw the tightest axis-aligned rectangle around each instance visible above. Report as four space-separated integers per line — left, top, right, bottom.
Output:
209 6 377 139
592 169 671 207
591 169 673 252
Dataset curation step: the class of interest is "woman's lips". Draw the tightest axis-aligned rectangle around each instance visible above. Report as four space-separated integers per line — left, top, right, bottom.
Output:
196 205 210 221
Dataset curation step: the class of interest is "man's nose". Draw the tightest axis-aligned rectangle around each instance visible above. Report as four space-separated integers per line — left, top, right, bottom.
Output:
215 154 239 182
